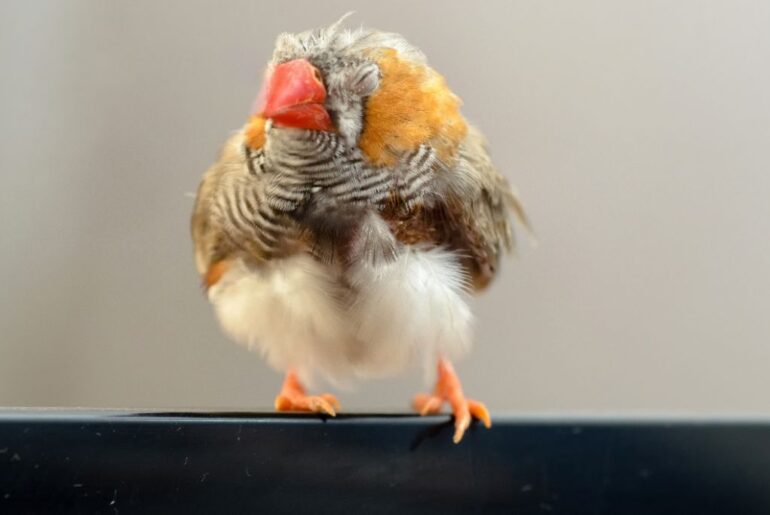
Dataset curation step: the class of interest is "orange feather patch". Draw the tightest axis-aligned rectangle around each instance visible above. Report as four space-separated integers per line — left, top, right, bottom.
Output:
244 115 267 149
204 260 231 289
359 49 467 167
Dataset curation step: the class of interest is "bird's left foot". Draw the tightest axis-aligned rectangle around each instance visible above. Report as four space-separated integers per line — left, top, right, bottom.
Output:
412 358 491 443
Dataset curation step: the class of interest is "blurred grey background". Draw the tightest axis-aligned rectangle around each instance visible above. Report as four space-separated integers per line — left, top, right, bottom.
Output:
2 0 769 414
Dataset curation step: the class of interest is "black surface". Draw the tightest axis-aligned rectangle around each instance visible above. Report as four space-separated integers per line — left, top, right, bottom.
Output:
2 410 770 514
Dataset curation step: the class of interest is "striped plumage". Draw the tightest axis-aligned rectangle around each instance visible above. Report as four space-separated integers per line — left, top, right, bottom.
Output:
191 16 529 442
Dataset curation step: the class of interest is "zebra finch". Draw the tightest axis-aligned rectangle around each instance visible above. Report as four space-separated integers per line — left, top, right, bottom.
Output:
191 15 530 443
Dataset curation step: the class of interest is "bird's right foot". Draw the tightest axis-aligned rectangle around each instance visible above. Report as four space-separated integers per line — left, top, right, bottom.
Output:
274 369 340 417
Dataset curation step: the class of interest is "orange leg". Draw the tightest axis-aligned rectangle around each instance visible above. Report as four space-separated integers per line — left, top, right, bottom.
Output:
274 369 341 417
412 358 491 443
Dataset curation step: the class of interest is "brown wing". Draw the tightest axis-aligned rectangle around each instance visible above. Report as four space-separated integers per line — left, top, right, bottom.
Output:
191 134 243 278
384 125 530 291
190 132 310 289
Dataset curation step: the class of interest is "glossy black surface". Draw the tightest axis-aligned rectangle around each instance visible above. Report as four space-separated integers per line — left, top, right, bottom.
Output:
1 410 770 514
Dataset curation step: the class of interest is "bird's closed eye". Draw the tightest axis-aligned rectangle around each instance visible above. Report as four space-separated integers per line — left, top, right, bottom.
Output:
348 63 380 96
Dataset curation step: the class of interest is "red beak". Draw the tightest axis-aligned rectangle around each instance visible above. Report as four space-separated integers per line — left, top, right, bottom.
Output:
254 59 333 131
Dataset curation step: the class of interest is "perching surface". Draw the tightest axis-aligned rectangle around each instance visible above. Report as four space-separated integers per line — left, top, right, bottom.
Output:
1 410 770 514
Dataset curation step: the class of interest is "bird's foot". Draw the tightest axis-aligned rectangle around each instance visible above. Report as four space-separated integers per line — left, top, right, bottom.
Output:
274 392 340 416
274 369 340 417
413 394 490 443
412 358 491 443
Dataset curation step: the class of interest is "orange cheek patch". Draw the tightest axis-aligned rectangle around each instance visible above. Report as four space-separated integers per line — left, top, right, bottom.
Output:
244 115 266 150
359 49 467 167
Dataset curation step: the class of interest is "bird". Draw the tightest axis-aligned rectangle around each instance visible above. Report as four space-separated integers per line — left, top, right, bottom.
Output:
191 15 530 443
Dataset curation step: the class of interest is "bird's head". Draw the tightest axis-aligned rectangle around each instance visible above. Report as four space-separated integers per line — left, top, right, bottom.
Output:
244 14 467 167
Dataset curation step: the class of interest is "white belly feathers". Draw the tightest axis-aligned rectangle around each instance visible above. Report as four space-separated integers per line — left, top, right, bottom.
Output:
208 247 473 387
